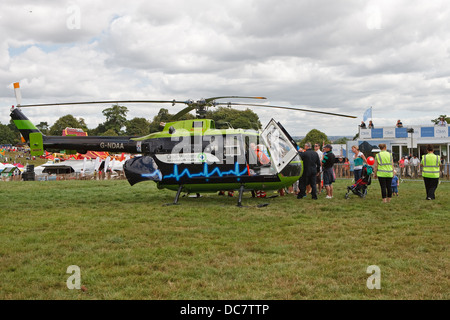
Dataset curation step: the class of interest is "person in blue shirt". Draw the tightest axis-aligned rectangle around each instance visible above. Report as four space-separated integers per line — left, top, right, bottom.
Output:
391 170 399 196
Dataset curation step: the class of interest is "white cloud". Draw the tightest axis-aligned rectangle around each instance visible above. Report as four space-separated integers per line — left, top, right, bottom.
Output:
1 0 450 137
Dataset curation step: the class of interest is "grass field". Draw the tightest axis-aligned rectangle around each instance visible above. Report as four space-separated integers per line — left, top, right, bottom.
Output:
0 178 448 300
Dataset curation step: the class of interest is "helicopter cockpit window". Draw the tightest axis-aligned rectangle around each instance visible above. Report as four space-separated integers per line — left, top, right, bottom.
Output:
192 121 203 129
245 135 275 176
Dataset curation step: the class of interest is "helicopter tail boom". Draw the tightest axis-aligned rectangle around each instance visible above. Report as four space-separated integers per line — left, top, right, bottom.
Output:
10 107 140 155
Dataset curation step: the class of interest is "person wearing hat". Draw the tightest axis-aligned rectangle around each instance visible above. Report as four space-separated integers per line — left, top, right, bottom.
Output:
322 144 336 199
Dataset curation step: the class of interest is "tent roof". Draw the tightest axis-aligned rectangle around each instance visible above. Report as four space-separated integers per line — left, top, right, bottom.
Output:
79 151 110 159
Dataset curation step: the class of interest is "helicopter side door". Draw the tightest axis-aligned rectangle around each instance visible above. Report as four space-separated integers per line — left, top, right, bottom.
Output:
260 119 299 173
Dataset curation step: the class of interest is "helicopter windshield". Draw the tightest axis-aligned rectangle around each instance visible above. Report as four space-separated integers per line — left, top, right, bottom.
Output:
260 119 299 173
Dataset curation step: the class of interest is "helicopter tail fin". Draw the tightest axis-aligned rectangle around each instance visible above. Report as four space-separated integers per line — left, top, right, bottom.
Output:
10 107 44 156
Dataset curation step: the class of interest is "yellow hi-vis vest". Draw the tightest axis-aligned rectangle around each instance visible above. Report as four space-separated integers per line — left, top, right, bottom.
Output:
376 151 393 178
421 153 440 178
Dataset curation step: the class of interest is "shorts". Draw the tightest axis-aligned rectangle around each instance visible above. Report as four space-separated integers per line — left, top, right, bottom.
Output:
323 167 335 186
392 186 398 193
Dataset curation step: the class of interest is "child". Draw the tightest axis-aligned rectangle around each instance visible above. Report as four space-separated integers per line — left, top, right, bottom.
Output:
391 170 399 196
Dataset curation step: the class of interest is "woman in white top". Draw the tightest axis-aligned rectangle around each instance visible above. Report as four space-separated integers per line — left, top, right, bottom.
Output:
351 145 367 182
438 117 447 126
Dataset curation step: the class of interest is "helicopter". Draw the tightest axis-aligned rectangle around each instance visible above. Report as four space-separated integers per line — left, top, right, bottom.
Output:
9 82 356 206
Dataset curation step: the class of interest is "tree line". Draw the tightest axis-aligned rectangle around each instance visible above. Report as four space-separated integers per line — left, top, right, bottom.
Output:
0 105 262 145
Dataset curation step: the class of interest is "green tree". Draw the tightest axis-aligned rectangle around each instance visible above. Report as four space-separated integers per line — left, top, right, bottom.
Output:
88 123 106 136
126 117 151 136
333 137 349 144
206 107 261 130
299 129 330 147
101 104 129 135
0 123 17 144
148 108 195 133
100 128 119 136
146 106 261 133
431 114 449 125
49 115 88 136
6 120 22 144
36 122 49 135
149 108 171 133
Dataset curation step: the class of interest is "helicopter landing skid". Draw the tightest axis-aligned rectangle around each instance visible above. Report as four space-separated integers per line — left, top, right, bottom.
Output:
237 185 269 208
237 185 245 207
164 185 184 206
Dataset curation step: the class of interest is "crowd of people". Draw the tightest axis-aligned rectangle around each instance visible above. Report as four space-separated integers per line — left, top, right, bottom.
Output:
360 120 375 129
292 142 442 202
360 119 408 129
360 117 448 129
398 155 421 178
0 146 35 165
294 142 337 200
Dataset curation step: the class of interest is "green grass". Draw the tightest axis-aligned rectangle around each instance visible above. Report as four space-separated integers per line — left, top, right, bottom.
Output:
0 179 448 299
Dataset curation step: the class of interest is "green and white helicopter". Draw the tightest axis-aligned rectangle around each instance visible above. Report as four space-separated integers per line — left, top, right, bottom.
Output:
10 82 356 206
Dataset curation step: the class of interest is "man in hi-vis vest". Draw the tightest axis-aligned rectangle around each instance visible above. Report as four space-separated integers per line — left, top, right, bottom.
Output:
420 144 441 200
373 143 394 203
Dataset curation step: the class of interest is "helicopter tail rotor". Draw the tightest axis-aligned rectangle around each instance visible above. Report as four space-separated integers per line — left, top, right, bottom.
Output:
13 82 22 106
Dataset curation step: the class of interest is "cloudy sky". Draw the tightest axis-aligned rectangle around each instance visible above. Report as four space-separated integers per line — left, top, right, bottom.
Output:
1 0 449 137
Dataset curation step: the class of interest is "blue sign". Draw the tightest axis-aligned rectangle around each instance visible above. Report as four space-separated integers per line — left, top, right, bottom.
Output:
421 127 434 138
395 127 408 138
371 128 383 139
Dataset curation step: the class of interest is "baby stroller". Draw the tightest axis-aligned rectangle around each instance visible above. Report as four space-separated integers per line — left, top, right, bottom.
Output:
345 164 373 199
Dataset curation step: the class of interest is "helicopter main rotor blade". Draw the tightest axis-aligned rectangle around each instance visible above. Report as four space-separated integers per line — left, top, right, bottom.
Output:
204 96 266 104
16 100 187 107
170 105 197 121
170 96 267 121
215 102 357 119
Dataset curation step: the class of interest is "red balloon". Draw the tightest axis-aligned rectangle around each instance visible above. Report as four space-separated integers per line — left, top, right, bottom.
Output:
367 156 375 165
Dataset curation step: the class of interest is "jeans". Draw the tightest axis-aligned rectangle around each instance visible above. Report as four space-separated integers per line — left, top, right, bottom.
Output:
354 169 362 182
